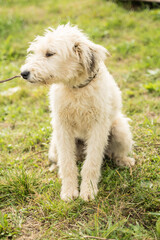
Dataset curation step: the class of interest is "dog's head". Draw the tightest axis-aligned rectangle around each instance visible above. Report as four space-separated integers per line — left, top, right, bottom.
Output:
21 23 108 86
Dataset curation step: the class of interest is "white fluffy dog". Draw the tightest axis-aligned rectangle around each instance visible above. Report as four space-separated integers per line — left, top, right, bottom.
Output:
21 24 135 201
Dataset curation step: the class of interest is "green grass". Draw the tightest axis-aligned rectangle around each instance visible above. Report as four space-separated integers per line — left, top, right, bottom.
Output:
0 0 160 239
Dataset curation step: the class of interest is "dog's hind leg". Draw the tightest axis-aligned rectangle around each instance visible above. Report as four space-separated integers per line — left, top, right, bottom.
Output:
48 133 58 172
106 114 135 167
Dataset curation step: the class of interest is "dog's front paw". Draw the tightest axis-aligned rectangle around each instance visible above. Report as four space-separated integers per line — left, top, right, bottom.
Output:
115 157 135 167
60 186 79 201
80 181 98 201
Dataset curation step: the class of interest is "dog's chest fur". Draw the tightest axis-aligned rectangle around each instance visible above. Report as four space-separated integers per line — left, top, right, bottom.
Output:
49 84 106 133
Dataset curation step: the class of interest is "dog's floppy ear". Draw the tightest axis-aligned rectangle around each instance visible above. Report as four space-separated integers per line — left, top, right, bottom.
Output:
73 41 109 75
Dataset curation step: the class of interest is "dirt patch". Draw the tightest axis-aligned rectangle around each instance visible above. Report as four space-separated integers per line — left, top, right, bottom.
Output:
17 216 43 240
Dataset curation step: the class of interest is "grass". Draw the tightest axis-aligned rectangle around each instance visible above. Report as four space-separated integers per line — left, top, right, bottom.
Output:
0 0 160 239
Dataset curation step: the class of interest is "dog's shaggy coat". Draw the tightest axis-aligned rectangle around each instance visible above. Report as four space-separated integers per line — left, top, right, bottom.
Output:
21 24 135 201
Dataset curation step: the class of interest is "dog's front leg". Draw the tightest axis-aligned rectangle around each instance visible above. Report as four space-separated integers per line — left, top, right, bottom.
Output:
80 121 110 201
55 127 79 201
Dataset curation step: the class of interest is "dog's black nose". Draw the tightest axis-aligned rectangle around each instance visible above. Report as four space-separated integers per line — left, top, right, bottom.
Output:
21 71 30 79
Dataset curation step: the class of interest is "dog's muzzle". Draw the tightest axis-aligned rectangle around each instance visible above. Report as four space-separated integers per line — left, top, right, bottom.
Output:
21 71 30 80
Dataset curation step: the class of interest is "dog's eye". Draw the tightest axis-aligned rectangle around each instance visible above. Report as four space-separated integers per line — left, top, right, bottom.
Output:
46 52 55 57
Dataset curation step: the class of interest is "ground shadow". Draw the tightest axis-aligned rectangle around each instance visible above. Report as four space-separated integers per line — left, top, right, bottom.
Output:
103 154 117 169
112 0 160 11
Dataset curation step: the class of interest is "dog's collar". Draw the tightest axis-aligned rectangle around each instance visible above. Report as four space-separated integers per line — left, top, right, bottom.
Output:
73 68 99 89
